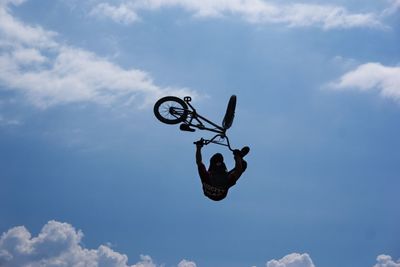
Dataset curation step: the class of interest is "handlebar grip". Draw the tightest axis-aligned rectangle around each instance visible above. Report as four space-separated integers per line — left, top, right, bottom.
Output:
194 138 205 145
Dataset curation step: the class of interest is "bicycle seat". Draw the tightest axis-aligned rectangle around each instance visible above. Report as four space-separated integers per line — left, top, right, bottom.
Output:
180 123 196 132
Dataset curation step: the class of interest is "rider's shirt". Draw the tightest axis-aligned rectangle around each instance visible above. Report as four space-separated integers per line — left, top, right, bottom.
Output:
202 182 228 201
197 162 233 201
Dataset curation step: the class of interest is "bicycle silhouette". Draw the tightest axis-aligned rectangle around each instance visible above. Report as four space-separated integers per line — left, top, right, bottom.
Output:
154 95 237 151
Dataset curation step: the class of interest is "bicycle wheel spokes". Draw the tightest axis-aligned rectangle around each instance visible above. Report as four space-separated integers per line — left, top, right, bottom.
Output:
159 101 185 120
154 96 188 124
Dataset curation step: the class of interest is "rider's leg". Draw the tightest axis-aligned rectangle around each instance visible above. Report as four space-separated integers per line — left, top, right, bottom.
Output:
228 158 247 174
241 146 250 157
241 159 247 173
227 158 247 188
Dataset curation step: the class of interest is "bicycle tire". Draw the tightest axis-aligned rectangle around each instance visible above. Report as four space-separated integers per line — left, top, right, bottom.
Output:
222 95 236 130
154 96 189 124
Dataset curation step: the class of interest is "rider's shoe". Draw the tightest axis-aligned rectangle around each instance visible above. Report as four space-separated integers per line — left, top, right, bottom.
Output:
240 146 250 157
180 124 196 132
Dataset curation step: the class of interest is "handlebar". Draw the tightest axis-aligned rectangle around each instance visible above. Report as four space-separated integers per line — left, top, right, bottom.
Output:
193 135 233 151
193 138 205 146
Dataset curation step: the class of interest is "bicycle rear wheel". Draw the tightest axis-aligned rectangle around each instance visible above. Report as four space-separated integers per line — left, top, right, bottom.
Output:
222 95 236 130
154 96 189 124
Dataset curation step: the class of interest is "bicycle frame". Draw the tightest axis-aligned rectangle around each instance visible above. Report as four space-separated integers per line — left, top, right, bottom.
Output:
171 96 234 151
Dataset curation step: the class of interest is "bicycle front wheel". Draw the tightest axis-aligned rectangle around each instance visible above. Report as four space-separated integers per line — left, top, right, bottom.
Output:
222 95 236 130
154 96 189 124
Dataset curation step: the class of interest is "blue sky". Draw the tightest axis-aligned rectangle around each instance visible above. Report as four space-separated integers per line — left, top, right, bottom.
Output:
0 0 399 266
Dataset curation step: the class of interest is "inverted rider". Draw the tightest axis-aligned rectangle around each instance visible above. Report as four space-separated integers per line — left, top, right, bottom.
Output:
195 139 249 201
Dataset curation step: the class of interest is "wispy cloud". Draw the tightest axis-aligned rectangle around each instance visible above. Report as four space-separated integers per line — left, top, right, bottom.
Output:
328 63 400 103
0 0 195 109
0 0 57 48
382 0 400 16
90 3 140 24
89 0 384 30
0 114 20 126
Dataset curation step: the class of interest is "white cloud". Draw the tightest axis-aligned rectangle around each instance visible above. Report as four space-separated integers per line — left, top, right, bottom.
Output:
374 255 400 267
266 253 315 267
89 0 384 29
131 255 158 267
0 0 195 109
328 62 400 102
0 220 195 267
178 259 197 267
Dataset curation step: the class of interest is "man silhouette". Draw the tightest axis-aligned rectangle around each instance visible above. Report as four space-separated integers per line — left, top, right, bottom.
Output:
195 139 249 201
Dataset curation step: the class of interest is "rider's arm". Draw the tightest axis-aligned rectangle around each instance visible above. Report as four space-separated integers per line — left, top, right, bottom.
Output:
196 144 209 182
196 145 203 165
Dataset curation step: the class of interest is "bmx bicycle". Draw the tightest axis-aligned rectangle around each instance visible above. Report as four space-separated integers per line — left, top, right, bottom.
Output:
153 95 237 151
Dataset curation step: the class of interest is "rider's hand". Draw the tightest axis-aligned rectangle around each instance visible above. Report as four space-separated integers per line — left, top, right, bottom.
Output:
195 138 204 148
233 149 242 157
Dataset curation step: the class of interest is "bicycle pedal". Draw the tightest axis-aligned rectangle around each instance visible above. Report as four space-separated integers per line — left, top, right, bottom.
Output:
180 124 196 132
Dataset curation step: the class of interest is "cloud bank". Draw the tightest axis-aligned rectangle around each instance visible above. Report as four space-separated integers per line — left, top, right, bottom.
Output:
329 63 400 102
0 0 195 109
1 220 398 267
89 0 384 30
0 220 196 267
